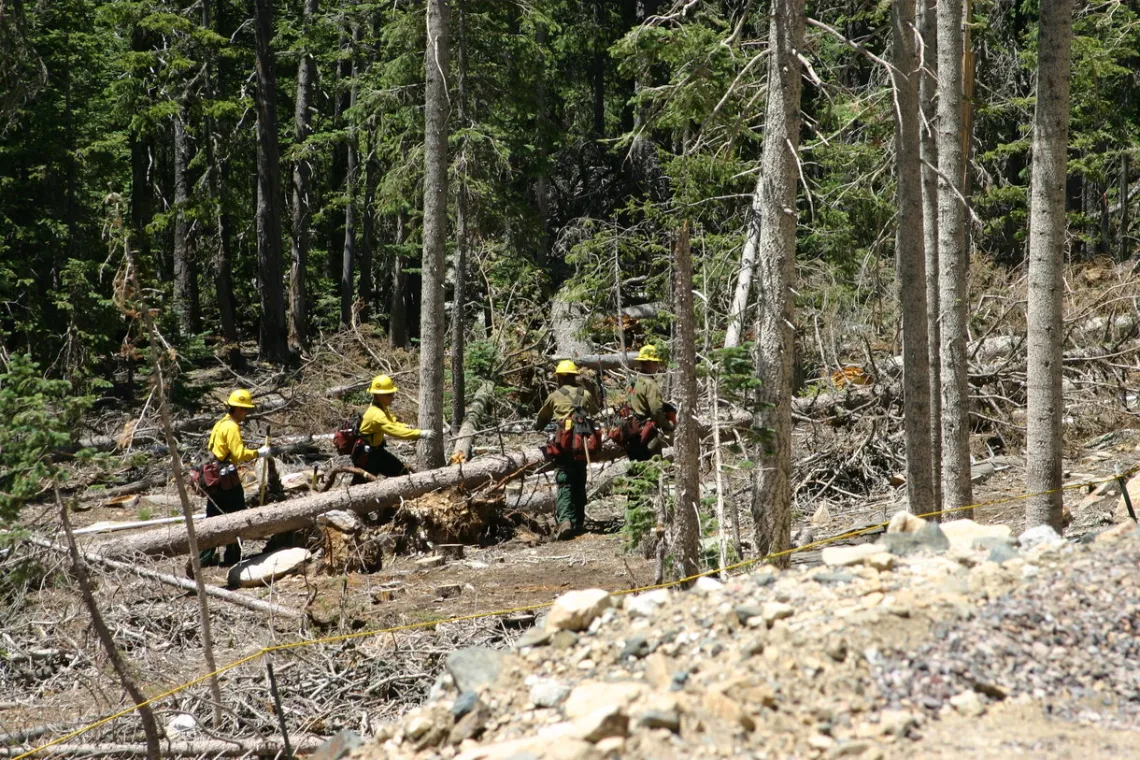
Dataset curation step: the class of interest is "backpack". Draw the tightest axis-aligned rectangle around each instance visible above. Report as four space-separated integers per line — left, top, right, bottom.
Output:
551 388 602 461
609 394 644 446
333 413 363 456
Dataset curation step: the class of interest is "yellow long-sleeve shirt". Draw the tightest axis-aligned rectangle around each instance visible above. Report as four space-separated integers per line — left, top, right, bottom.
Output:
359 403 421 447
208 414 257 463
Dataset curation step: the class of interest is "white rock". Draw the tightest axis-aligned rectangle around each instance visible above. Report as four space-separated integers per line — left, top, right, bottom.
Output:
623 589 669 618
693 576 724 594
887 511 927 534
317 509 359 532
1018 524 1063 549
762 601 795 625
547 589 614 632
166 713 198 736
939 519 1012 552
949 690 986 717
564 681 646 720
529 679 571 708
227 548 311 588
867 552 895 572
821 544 881 567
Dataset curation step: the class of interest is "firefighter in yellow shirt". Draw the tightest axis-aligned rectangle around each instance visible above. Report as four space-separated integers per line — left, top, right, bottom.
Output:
535 360 599 540
199 389 273 567
354 374 435 480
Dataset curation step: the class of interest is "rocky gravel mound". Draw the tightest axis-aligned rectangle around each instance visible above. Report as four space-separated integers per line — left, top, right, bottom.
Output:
328 517 1140 760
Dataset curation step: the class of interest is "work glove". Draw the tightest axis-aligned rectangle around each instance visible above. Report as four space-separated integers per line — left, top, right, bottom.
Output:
420 429 437 441
257 445 273 458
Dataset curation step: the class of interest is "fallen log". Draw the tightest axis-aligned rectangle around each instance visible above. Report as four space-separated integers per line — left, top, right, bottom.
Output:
452 381 496 462
98 412 754 559
325 379 370 398
28 536 302 618
98 448 553 558
551 352 640 370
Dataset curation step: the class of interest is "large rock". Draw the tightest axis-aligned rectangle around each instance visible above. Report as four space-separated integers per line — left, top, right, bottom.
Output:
886 511 926 534
564 681 646 720
529 678 571 708
546 589 614 632
623 588 669 618
881 521 950 556
445 648 512 694
821 544 881 567
226 547 311 588
940 519 1012 552
1018 524 1063 549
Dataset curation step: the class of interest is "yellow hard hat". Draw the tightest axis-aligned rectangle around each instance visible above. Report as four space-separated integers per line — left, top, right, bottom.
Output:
554 359 579 376
368 374 398 395
636 345 662 363
226 389 255 409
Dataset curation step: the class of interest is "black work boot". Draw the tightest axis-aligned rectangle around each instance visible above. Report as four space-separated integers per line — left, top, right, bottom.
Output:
555 521 575 541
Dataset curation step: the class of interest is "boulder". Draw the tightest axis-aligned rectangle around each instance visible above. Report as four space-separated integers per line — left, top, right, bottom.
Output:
529 678 571 708
564 681 646 719
445 648 512 694
623 588 670 618
939 519 1012 552
821 544 881 567
226 548 311 588
1018 524 1063 549
546 589 614 632
881 521 950 555
886 511 926 534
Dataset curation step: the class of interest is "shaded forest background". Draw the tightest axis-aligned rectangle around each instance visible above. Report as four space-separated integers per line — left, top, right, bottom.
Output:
0 0 1136 386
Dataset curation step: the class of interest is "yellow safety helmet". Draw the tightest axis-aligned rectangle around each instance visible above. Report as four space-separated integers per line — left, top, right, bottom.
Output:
554 359 579 376
226 389 256 409
636 345 662 363
368 374 399 395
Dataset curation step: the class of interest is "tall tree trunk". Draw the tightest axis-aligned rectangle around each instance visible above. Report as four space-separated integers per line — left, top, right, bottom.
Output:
936 0 972 512
203 0 238 359
289 0 317 350
1025 0 1073 531
672 221 700 581
253 0 289 362
360 153 375 316
892 0 934 514
327 30 351 281
918 0 942 516
172 106 199 336
750 0 804 565
1121 153 1130 261
390 209 408 347
591 0 605 137
724 173 762 349
340 34 359 328
418 0 450 469
534 19 551 264
450 0 469 430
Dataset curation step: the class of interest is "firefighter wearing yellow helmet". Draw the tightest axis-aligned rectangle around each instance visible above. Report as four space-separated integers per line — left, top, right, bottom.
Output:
198 389 274 568
535 359 599 540
626 344 674 461
354 374 435 480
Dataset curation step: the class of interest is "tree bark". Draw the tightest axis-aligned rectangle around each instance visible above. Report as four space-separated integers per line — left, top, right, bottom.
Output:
55 485 162 760
202 0 239 360
1121 153 1130 261
253 0 290 363
418 0 450 469
172 106 199 337
724 173 762 349
390 208 409 347
750 0 804 565
892 0 934 515
451 380 494 463
936 0 972 512
1025 0 1073 531
289 0 317 350
918 0 942 516
451 0 469 430
340 30 359 329
671 222 700 581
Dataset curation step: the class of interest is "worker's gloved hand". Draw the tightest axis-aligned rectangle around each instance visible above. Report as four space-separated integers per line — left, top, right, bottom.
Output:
420 429 437 441
257 445 273 458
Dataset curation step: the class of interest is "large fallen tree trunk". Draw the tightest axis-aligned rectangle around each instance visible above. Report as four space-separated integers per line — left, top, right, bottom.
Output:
452 381 495 462
98 411 754 558
551 352 640 370
99 448 552 557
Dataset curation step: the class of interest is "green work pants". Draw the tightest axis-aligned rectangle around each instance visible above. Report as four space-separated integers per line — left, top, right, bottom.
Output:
200 485 246 567
556 459 588 529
